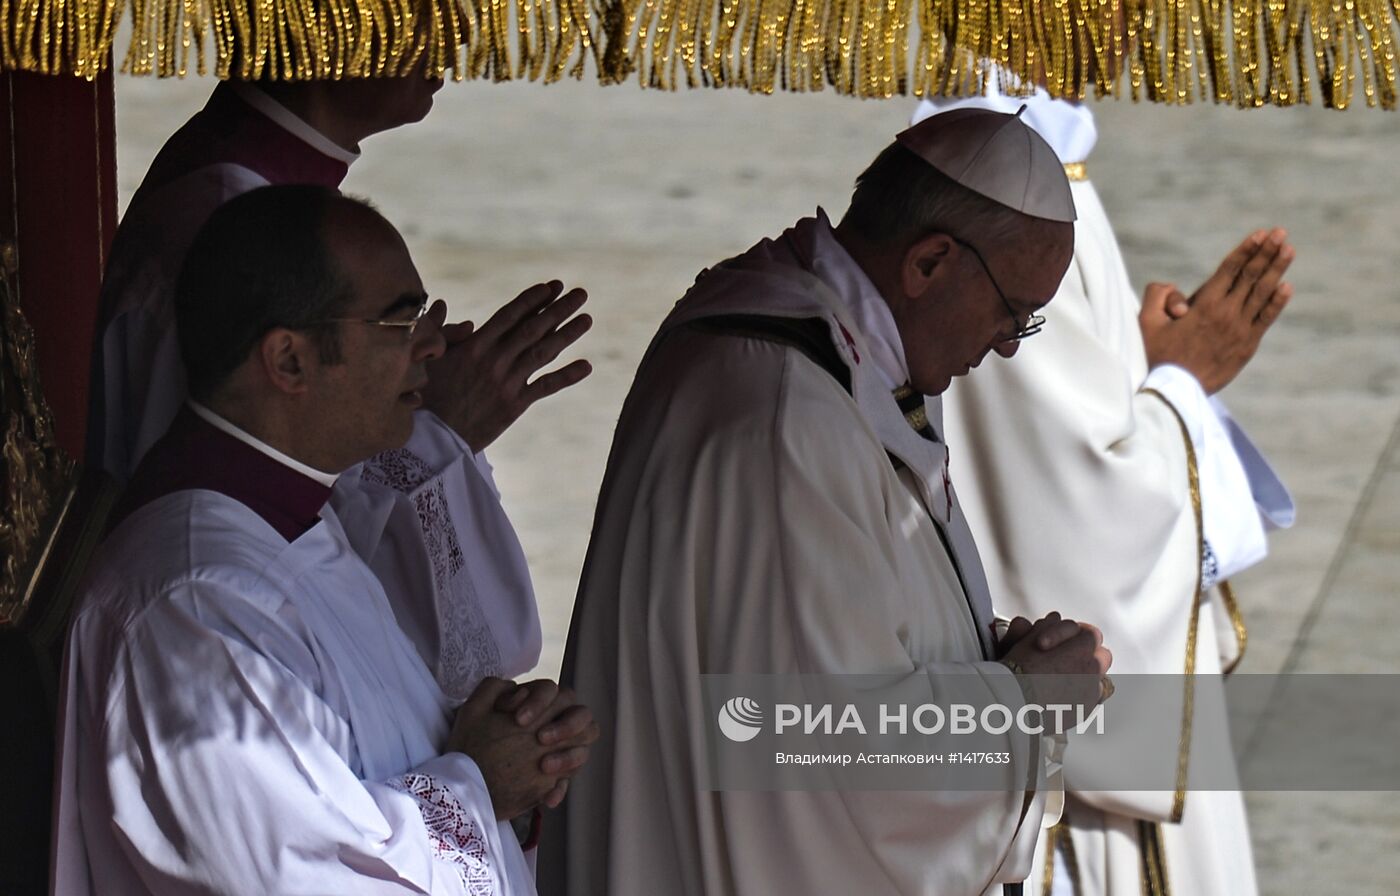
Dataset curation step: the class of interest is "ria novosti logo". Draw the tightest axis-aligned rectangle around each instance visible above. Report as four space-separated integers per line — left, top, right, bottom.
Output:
716 695 1106 742
718 696 764 742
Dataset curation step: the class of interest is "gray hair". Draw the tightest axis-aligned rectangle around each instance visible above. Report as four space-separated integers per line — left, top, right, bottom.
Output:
839 142 1036 250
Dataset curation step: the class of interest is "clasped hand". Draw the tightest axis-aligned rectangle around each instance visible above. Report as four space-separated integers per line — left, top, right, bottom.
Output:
449 676 601 821
997 612 1113 716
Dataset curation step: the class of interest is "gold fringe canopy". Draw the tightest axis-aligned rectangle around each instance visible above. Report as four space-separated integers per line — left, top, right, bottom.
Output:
2 0 1398 107
602 0 1400 107
0 0 599 82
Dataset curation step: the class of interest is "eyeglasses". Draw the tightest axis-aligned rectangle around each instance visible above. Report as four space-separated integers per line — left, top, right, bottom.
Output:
949 237 1046 341
316 299 430 337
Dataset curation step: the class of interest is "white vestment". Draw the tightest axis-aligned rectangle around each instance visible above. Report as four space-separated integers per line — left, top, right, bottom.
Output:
914 89 1293 896
92 82 539 701
538 215 1057 896
51 418 535 894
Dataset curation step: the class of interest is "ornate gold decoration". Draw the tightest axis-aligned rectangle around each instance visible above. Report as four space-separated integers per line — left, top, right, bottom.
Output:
1 0 1398 106
1142 386 1202 824
0 243 78 629
891 384 930 432
1062 162 1088 182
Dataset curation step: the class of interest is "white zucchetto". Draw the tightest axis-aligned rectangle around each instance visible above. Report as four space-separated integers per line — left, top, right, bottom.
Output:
895 106 1077 223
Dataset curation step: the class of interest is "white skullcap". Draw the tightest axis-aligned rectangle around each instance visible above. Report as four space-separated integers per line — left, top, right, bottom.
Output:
894 106 1076 223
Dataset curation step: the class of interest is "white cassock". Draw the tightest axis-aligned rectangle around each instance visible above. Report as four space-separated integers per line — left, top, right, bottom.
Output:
92 81 539 702
914 88 1294 896
52 408 535 894
537 213 1059 896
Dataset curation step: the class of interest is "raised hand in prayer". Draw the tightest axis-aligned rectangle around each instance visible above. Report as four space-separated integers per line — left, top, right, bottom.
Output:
448 676 597 820
1139 227 1295 394
422 281 594 452
997 611 1114 716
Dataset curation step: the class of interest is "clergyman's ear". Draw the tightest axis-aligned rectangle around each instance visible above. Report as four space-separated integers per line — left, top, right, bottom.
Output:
901 232 955 300
258 328 312 395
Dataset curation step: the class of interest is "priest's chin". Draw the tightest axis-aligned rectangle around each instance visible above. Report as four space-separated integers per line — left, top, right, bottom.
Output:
923 372 956 396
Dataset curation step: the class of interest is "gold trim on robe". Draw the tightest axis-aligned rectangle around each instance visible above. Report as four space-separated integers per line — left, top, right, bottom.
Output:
1137 820 1173 896
1217 580 1249 674
1141 387 1204 825
1042 819 1085 896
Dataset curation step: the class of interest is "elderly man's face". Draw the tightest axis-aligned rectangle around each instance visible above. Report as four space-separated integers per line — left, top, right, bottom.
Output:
301 213 446 469
895 227 1072 395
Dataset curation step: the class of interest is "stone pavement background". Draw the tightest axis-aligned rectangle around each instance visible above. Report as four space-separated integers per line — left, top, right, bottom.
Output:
114 75 1400 894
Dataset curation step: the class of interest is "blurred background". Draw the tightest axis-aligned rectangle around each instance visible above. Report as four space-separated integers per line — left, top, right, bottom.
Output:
116 76 1400 892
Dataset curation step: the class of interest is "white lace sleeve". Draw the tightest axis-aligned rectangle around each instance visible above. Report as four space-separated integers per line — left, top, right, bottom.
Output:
1201 538 1220 591
387 772 498 895
333 411 541 701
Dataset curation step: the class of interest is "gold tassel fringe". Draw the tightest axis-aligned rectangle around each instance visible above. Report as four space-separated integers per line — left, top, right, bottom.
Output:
602 0 1400 106
2 0 1398 107
0 0 599 82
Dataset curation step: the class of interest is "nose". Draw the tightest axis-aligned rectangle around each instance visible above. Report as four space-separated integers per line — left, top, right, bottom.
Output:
413 300 448 362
